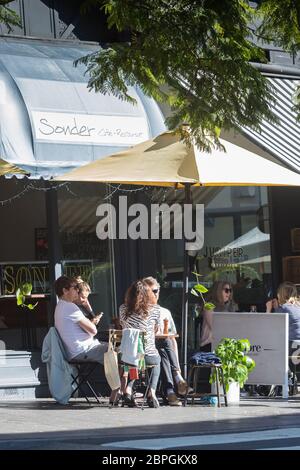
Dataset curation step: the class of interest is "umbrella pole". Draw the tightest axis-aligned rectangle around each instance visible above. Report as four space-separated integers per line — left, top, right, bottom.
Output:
181 183 191 379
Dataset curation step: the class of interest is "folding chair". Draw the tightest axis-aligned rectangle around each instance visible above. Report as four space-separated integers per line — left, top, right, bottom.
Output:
69 359 102 405
54 327 103 405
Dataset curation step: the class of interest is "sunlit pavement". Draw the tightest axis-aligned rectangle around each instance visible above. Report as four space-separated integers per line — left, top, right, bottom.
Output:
1 396 300 449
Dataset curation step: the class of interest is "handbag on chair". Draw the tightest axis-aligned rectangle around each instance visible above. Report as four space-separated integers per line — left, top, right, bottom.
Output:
104 341 121 390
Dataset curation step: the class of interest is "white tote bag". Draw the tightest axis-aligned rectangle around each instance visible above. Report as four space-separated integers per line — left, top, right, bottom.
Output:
104 342 121 391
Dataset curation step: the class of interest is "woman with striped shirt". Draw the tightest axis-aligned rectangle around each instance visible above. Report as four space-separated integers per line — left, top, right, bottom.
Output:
119 279 161 408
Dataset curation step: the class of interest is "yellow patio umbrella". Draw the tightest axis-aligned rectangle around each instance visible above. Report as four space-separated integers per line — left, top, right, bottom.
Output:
55 130 300 376
0 158 28 176
55 130 300 187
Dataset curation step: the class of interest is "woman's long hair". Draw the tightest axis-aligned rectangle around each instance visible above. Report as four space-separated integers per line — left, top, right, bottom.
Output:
277 282 299 305
207 280 235 311
124 279 152 318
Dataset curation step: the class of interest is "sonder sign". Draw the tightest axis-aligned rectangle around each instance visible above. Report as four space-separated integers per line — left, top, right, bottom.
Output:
212 312 289 398
31 111 149 145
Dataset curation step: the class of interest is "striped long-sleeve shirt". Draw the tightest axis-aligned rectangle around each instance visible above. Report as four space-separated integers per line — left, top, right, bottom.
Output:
119 304 160 356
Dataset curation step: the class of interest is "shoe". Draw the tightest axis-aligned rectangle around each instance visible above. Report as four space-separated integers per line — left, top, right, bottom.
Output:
147 395 160 408
123 393 139 408
109 392 122 407
167 392 182 406
177 380 188 396
161 396 169 406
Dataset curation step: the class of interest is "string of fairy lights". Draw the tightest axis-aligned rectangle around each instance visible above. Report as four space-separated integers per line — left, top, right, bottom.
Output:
0 181 74 206
0 179 171 206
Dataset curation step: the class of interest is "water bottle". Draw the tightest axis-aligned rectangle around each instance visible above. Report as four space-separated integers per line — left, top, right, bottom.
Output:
201 395 218 406
163 318 169 335
207 396 218 407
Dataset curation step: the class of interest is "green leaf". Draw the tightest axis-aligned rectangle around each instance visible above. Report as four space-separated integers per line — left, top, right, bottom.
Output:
193 284 208 293
16 288 24 306
238 339 251 353
191 288 199 297
20 283 32 296
204 302 215 310
243 355 256 371
191 271 202 277
27 302 38 310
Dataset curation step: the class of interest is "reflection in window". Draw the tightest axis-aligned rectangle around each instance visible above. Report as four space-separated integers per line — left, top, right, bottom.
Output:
58 183 116 329
156 186 272 349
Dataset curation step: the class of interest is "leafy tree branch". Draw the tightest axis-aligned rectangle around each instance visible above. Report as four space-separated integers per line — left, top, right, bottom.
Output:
0 0 21 32
77 0 296 149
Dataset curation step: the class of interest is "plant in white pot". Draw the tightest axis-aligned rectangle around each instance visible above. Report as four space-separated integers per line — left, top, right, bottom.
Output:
211 338 256 404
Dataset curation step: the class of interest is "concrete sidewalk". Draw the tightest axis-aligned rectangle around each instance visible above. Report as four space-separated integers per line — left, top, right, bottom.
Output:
1 396 300 449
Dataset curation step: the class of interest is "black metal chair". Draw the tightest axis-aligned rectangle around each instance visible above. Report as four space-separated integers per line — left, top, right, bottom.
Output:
54 327 103 406
68 359 102 405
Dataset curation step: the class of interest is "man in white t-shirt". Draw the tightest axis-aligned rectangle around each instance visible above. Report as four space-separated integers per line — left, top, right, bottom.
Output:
54 276 107 363
143 277 188 406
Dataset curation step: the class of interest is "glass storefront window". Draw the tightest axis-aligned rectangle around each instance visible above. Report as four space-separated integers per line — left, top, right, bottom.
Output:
196 187 272 312
58 182 116 330
0 178 48 352
0 179 116 354
156 186 272 349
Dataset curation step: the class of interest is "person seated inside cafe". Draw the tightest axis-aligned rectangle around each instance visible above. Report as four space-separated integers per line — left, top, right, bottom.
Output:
198 280 237 352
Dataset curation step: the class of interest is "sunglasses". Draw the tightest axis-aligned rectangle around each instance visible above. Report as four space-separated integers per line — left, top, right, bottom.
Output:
223 288 232 294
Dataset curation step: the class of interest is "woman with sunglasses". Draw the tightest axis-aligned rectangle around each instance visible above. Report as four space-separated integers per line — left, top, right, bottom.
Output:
199 281 237 352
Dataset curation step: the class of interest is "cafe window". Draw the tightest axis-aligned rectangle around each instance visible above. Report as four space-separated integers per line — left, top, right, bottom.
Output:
156 186 272 349
57 182 116 330
0 179 117 356
198 187 272 311
0 178 48 352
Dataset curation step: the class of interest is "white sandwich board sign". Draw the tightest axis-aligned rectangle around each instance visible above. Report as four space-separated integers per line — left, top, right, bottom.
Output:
212 312 289 398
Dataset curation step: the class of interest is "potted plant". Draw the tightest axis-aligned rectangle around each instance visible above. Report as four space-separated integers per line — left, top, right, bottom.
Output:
211 337 256 403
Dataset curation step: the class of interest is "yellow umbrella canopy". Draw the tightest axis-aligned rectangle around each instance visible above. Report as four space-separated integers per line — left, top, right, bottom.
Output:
0 158 28 176
55 130 300 186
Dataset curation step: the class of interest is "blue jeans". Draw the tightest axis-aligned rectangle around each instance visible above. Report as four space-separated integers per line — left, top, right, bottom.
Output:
145 353 161 392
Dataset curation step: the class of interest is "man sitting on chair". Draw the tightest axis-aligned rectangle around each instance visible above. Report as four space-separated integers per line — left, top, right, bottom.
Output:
54 276 108 364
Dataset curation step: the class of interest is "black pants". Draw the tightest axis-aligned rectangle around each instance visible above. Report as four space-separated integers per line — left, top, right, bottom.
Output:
156 338 180 393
